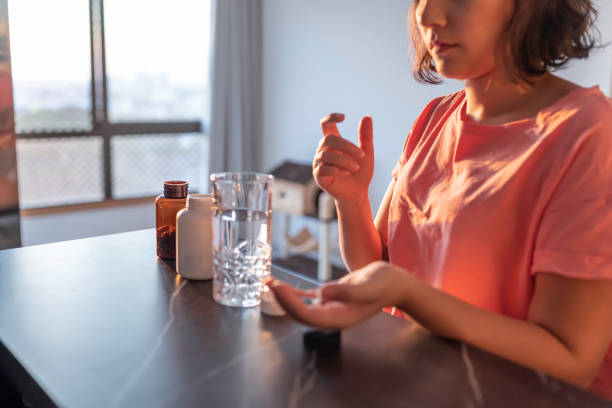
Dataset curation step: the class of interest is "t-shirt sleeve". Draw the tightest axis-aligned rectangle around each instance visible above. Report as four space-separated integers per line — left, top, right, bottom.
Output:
391 97 443 181
391 159 403 181
531 118 612 280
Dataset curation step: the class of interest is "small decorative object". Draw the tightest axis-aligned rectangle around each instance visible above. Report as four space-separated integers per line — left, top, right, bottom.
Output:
269 161 320 216
176 194 214 280
155 181 188 260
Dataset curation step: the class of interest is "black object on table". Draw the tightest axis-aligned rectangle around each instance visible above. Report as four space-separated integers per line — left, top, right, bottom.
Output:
303 330 341 356
0 229 609 407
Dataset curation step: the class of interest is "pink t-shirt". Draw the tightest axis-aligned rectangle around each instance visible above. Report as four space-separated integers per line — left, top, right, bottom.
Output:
386 86 612 398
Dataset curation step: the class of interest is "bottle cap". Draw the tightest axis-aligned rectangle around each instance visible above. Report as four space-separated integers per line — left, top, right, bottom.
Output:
260 286 287 317
163 181 188 198
187 194 213 211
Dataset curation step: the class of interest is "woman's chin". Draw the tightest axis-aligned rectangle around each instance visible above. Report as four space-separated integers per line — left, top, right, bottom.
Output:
434 68 466 81
431 60 465 80
434 59 498 82
435 66 487 82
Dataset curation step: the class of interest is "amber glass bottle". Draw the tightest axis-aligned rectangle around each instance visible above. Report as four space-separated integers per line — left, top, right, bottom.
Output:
156 181 188 259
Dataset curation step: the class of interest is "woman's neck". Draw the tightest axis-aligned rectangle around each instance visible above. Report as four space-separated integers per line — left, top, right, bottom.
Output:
463 71 578 125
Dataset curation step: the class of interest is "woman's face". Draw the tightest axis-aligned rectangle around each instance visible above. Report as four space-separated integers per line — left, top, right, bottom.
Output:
415 0 514 81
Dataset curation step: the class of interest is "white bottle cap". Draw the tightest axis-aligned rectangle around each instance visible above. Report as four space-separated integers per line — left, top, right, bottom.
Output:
260 286 287 317
187 193 213 211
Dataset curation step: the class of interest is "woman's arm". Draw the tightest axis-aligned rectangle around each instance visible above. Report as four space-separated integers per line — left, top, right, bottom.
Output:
314 113 396 271
269 263 612 388
337 178 396 270
394 270 612 387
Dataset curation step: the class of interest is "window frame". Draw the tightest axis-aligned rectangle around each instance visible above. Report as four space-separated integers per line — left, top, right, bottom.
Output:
15 0 203 207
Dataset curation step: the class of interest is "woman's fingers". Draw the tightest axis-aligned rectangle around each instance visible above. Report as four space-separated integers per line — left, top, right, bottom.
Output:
320 112 345 137
322 267 387 304
317 135 365 159
314 150 360 172
267 280 332 327
292 288 318 299
314 164 350 178
358 115 374 156
321 281 375 304
317 114 366 175
264 277 315 298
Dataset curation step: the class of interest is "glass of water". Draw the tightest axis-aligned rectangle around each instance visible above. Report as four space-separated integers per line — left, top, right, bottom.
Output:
210 172 274 307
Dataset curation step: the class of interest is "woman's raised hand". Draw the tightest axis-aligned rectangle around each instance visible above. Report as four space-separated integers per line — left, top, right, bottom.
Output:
313 113 375 204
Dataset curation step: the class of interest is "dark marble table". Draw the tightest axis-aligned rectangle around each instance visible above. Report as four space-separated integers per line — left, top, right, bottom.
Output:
0 229 609 407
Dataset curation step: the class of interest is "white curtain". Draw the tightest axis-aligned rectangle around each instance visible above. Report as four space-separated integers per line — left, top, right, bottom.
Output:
207 0 263 175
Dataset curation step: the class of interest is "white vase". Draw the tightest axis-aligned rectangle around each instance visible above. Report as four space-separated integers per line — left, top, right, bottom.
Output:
176 194 213 280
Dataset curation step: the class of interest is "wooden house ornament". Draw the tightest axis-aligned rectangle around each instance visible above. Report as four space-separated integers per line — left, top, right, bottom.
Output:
269 161 321 217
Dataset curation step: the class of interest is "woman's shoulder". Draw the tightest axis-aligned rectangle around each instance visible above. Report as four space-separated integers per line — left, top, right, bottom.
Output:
538 86 612 158
541 85 612 127
422 90 466 115
413 90 465 130
400 91 466 161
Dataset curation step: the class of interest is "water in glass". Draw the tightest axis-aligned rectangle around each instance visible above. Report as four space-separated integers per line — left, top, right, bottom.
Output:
211 172 273 307
213 208 271 307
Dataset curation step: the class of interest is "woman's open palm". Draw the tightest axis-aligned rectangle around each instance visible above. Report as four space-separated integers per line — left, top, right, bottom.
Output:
267 261 408 330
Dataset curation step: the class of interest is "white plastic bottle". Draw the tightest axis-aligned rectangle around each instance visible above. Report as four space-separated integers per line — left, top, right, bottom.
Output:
176 194 214 280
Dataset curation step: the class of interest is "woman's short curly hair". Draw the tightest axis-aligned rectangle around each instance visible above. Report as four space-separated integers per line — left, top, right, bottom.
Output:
410 0 600 84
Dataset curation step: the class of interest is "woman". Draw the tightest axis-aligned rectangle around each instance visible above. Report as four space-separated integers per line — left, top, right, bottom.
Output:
268 0 612 398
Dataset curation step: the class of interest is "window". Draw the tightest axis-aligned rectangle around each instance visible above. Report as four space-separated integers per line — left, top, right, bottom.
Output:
8 0 211 209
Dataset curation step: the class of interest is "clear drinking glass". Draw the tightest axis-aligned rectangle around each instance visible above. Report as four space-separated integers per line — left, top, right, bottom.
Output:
210 172 274 307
